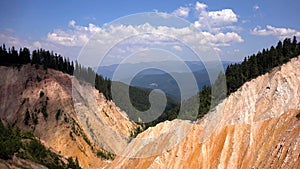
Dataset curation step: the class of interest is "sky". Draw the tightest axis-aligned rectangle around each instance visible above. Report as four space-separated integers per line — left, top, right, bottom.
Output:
0 0 300 66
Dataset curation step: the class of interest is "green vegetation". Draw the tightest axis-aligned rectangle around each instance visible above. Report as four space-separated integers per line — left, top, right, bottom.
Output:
0 120 81 169
55 109 62 121
130 126 143 138
111 81 178 126
0 121 22 159
145 36 300 128
0 44 113 100
226 36 300 94
69 118 93 147
96 149 115 160
2 36 299 130
66 157 81 169
24 109 31 125
195 36 300 120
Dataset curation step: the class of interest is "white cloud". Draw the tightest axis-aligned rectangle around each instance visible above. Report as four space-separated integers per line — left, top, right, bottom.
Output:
208 9 238 25
195 1 207 11
201 31 244 46
45 20 244 66
172 7 190 18
47 21 104 46
193 2 239 33
47 21 243 48
251 25 300 39
196 9 238 31
173 45 183 51
253 5 260 11
0 2 244 65
69 20 76 27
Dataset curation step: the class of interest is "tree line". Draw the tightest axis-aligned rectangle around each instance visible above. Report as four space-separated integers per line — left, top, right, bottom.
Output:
146 36 300 127
0 44 112 100
226 36 300 94
197 36 300 118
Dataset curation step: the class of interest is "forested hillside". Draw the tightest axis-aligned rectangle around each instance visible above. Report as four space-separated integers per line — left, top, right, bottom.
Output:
199 36 300 117
153 36 300 128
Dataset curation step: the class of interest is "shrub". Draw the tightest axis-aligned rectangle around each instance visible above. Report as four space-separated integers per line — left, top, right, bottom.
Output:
67 157 82 169
96 149 115 160
130 126 143 138
0 121 22 159
55 109 62 121
39 91 44 98
24 109 30 125
36 75 42 82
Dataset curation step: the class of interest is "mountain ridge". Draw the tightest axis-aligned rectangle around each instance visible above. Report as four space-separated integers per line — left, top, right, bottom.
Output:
0 64 138 168
107 56 300 168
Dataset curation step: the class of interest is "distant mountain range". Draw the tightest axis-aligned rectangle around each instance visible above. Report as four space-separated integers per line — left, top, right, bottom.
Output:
97 61 234 101
97 61 233 79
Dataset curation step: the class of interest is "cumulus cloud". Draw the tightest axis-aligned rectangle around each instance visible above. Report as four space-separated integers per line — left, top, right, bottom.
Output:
201 31 244 46
45 20 244 66
251 25 300 39
45 2 243 64
172 7 190 18
47 21 243 48
195 1 207 11
47 21 103 46
193 2 239 32
208 9 238 25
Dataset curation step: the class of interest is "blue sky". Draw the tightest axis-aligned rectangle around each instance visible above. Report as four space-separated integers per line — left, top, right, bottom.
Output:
0 0 299 66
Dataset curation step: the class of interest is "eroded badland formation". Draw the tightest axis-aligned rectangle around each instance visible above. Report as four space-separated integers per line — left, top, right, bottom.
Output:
1 57 300 168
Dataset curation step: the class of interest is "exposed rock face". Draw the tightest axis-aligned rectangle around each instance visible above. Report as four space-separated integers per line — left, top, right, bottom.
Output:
108 56 300 169
0 65 136 169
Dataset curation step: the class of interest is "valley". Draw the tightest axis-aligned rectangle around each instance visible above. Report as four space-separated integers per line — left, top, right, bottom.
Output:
0 36 300 168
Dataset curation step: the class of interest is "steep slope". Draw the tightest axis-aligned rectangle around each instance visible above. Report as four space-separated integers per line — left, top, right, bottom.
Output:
108 56 300 169
0 64 137 168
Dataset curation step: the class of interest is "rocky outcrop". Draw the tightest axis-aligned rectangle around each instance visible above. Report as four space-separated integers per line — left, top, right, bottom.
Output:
108 56 300 169
0 65 137 168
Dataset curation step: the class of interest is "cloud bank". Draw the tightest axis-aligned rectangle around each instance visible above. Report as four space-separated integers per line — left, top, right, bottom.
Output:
251 25 300 39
